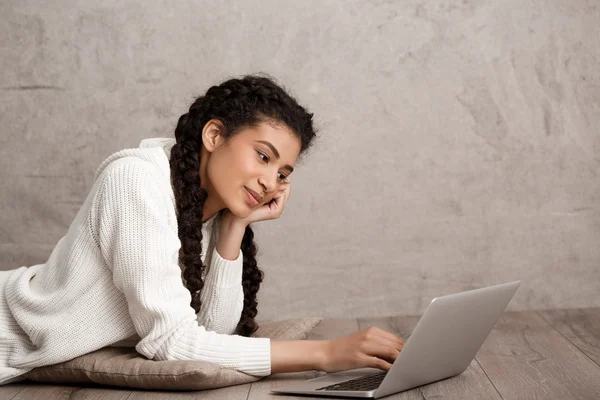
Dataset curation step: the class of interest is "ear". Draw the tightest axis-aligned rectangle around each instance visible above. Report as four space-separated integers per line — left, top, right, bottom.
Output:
201 119 225 153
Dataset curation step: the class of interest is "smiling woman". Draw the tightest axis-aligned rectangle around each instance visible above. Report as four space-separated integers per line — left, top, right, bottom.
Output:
167 76 316 337
0 74 405 387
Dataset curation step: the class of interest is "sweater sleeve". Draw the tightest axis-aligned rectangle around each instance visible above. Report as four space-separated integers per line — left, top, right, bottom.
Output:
93 158 271 376
196 248 245 335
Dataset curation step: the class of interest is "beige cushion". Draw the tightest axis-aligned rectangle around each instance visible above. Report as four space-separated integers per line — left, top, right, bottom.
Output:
23 317 322 391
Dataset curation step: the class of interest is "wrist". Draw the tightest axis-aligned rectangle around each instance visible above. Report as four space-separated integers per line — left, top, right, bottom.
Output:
221 210 249 231
270 340 331 374
317 340 331 371
221 216 248 237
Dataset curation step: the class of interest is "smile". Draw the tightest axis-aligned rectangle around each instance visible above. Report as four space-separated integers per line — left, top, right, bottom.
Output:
244 187 262 206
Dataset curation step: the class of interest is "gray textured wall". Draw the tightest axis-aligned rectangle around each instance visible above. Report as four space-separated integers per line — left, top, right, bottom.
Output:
1 0 599 322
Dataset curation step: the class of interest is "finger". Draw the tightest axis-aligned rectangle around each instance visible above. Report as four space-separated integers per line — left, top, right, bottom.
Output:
266 183 291 216
268 191 287 213
361 342 400 366
376 328 406 348
367 328 406 350
363 354 393 372
273 190 286 204
268 197 281 212
382 332 405 349
276 191 288 212
274 186 289 205
281 181 291 194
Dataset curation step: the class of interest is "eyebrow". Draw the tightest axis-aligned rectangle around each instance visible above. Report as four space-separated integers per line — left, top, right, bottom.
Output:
256 140 295 173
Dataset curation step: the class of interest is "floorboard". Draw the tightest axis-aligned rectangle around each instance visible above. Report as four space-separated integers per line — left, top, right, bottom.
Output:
538 307 600 367
475 311 600 399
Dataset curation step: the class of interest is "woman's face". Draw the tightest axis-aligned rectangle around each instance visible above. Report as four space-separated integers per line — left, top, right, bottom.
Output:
200 119 302 220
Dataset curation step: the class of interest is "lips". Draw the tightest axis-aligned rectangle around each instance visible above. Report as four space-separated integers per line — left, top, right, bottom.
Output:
245 187 263 204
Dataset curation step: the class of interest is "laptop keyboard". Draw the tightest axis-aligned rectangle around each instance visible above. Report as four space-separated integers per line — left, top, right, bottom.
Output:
315 371 387 392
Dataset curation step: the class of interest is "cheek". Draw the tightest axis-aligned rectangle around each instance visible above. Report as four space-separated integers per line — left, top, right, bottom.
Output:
232 152 261 182
206 154 232 196
206 151 257 199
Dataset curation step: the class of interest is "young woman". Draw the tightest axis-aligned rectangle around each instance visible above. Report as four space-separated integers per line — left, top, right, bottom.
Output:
0 75 405 385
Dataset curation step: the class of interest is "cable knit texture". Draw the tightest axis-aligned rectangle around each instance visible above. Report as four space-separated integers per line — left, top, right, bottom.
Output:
0 138 271 385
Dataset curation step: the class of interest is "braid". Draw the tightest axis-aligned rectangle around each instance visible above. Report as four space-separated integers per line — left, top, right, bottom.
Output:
170 113 207 312
169 74 317 336
235 225 263 335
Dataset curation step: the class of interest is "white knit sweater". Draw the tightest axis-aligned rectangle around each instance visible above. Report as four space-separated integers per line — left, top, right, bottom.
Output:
0 138 271 385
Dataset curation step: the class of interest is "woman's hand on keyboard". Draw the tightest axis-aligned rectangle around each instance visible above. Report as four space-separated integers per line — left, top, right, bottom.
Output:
320 327 406 373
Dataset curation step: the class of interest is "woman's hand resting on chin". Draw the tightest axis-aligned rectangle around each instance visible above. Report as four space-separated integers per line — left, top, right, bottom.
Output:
216 182 291 260
223 182 291 228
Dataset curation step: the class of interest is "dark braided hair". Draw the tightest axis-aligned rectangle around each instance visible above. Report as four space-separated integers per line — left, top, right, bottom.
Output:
169 75 317 336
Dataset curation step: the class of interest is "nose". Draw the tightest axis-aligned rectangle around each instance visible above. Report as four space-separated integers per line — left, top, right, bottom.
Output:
258 174 277 193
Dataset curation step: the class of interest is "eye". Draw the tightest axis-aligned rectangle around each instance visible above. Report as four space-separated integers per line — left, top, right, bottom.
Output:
278 172 289 182
256 151 269 163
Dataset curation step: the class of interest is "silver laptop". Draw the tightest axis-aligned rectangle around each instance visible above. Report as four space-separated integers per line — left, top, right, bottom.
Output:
271 280 520 398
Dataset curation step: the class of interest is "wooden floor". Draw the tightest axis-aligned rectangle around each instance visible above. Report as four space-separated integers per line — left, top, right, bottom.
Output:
1 308 599 399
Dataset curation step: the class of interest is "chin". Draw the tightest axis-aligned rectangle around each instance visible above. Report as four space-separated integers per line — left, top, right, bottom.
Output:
226 202 252 220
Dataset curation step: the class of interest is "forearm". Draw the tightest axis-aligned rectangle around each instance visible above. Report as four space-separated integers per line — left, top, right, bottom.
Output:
270 339 329 374
197 282 244 334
